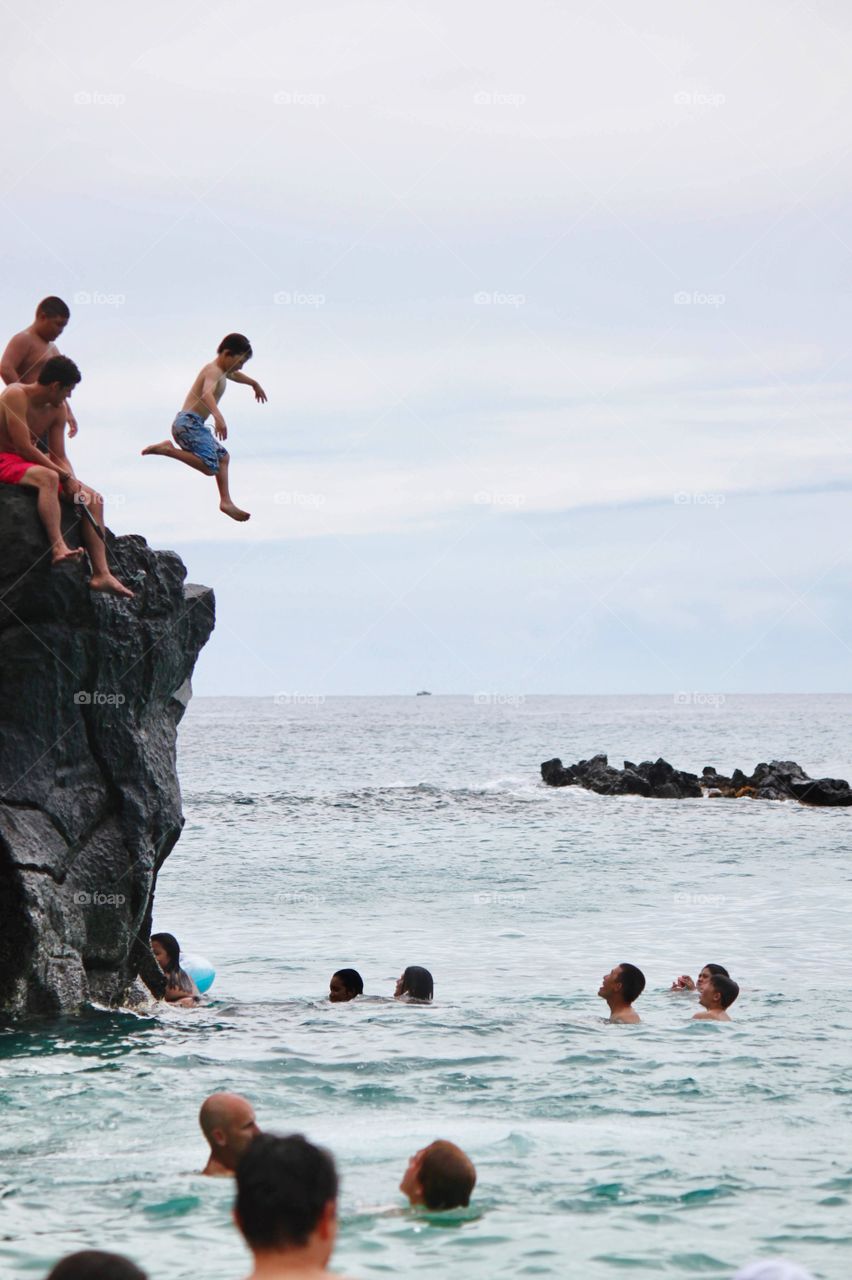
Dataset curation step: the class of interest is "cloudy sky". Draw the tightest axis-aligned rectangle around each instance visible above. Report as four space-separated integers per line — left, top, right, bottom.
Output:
4 0 852 694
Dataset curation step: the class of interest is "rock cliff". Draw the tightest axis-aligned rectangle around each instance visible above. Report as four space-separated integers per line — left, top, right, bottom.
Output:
0 488 214 1015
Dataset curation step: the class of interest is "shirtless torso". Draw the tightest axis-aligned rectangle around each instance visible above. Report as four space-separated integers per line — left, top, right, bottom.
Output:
0 324 77 438
182 360 229 422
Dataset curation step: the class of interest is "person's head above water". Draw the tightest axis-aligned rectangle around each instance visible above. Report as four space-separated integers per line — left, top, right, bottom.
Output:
45 1251 147 1280
400 1139 477 1210
732 1262 816 1280
697 963 729 991
199 1092 261 1176
150 932 182 973
329 969 363 1002
701 973 739 1012
234 1133 338 1271
599 963 645 1016
394 966 433 1001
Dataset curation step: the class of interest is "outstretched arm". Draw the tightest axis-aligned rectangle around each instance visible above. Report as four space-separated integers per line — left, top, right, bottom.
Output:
227 369 267 402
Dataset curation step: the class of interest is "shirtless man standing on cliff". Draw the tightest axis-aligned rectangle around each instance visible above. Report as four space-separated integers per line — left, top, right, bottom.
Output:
0 356 133 596
0 296 80 443
142 333 265 522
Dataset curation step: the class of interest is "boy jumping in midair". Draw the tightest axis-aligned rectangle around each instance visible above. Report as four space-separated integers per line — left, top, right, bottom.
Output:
142 333 265 521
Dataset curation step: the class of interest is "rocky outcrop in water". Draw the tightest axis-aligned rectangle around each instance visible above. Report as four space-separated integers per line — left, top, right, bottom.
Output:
541 754 852 805
0 488 214 1015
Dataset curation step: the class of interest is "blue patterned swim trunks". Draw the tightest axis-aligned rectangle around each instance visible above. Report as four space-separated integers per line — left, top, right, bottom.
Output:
172 410 228 474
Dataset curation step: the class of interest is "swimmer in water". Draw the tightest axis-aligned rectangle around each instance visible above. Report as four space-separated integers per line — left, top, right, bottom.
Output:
234 1133 346 1278
329 969 363 1002
199 1092 261 1176
394 965 433 1002
400 1140 477 1211
45 1251 147 1280
693 972 739 1021
671 962 729 993
150 932 200 1006
598 962 645 1023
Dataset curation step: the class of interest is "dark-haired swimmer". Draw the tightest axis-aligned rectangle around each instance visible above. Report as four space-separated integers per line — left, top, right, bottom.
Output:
235 1133 346 1278
671 962 729 993
598 963 645 1023
693 973 739 1021
45 1251 147 1280
151 932 201 1006
329 969 363 1002
394 966 433 1002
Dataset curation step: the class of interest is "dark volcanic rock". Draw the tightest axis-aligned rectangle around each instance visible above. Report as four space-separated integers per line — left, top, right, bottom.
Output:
542 752 852 807
0 488 215 1015
540 754 701 799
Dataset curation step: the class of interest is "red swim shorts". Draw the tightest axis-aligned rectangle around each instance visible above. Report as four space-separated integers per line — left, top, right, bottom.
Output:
0 452 36 485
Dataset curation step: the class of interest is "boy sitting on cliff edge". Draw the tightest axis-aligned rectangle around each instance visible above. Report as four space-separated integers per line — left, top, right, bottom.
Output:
142 333 265 522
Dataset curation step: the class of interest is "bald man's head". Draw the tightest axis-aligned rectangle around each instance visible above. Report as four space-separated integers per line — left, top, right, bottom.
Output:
199 1093 260 1174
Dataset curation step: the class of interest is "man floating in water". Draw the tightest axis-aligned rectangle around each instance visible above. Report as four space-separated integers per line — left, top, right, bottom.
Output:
693 972 739 1021
142 333 265 522
399 1140 477 1211
598 963 645 1023
0 356 133 596
1 295 80 441
199 1092 261 1177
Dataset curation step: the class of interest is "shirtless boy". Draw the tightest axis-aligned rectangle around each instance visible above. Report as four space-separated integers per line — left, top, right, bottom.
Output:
1 296 79 440
0 356 133 596
142 333 265 522
693 973 739 1021
598 962 646 1023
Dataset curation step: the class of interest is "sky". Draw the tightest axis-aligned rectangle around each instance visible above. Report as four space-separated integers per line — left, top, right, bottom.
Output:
3 0 852 695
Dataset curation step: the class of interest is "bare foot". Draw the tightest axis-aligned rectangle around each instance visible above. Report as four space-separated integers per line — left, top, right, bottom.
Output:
142 441 175 457
89 571 135 599
52 544 86 566
220 501 251 522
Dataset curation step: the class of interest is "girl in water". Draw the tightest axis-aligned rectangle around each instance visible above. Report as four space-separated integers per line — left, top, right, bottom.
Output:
394 966 434 1002
151 932 201 1007
671 962 729 993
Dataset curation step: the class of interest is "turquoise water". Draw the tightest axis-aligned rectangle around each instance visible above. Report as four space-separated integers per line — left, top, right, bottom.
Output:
2 694 851 1279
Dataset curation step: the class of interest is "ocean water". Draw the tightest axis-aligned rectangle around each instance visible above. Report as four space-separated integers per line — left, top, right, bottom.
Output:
2 694 852 1280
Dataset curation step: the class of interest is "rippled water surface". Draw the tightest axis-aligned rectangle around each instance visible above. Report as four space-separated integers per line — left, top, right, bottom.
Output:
2 694 852 1279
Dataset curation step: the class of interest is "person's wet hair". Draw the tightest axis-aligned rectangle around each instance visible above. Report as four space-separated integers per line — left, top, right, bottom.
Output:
710 973 739 1009
618 963 645 1004
217 332 252 359
333 968 363 997
704 963 729 978
150 931 181 972
236 1133 338 1250
400 965 433 1001
418 1140 477 1210
38 356 81 388
37 296 70 320
46 1250 147 1280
